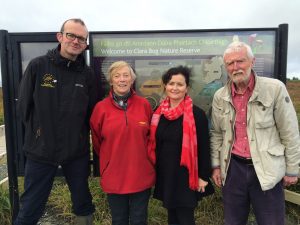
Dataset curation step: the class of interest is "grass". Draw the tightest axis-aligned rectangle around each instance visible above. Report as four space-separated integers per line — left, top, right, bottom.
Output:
0 176 297 225
10 176 225 224
44 177 226 225
19 177 300 224
0 186 11 225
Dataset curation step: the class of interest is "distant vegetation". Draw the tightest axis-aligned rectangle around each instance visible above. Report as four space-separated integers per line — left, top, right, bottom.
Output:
287 77 300 81
287 80 300 129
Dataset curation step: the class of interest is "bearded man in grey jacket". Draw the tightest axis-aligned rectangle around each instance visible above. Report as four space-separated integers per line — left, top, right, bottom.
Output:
210 41 300 225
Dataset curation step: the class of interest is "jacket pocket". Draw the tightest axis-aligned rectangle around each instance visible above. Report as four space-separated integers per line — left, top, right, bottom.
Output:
255 120 275 129
24 112 42 149
255 118 279 151
260 144 285 177
267 145 285 156
253 100 274 126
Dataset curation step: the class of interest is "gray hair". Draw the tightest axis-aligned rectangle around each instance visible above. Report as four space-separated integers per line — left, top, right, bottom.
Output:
223 41 254 60
107 61 136 83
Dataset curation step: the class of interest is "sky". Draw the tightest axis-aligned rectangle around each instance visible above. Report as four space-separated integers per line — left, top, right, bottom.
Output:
0 0 299 79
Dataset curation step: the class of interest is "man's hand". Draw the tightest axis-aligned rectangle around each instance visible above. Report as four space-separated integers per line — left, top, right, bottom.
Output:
283 176 298 187
212 168 222 187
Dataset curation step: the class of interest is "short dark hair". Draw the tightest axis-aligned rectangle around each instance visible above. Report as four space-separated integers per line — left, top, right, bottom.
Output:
162 66 191 86
60 18 86 33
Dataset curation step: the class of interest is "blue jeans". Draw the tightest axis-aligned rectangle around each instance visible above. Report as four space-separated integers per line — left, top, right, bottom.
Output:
107 188 151 225
14 155 95 225
222 156 285 225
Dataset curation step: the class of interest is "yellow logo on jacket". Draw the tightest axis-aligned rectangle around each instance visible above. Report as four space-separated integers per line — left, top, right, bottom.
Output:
41 74 57 88
138 121 148 127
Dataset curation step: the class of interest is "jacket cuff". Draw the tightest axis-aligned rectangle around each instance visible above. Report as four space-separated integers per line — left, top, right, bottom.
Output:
211 159 220 168
286 165 300 177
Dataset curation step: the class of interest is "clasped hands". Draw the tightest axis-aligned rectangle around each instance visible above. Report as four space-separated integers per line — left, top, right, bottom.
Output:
198 178 208 192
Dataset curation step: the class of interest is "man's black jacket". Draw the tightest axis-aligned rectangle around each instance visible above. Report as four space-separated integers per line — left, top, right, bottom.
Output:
18 45 100 165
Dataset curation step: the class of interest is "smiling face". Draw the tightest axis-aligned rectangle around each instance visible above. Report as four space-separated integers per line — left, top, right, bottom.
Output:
56 20 88 61
110 66 134 96
224 46 255 86
165 74 188 106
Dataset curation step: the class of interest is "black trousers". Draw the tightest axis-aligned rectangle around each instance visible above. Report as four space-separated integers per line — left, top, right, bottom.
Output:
107 188 151 225
14 154 95 225
222 156 285 225
167 207 195 225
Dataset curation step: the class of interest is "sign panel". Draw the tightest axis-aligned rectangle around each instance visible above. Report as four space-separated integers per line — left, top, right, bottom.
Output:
90 30 277 112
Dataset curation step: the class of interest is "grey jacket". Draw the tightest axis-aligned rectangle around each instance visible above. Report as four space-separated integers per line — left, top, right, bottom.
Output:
210 73 300 191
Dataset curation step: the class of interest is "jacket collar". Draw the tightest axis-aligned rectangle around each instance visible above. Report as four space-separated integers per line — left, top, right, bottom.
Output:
221 71 273 107
47 44 86 72
250 74 273 107
109 88 136 110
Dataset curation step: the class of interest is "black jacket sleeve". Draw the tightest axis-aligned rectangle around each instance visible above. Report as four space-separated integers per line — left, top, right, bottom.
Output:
17 60 36 125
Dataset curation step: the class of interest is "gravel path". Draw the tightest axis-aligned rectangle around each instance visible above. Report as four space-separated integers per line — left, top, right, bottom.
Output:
38 206 72 225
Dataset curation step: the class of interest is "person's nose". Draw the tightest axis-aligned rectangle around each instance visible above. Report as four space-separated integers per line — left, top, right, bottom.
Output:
173 84 179 90
233 61 239 70
119 75 126 82
72 37 80 44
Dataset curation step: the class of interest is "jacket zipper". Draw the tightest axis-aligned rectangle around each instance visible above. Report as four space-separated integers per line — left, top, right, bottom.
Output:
36 128 41 139
124 109 128 126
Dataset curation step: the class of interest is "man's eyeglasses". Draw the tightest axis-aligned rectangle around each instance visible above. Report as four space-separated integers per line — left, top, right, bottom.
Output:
63 32 87 44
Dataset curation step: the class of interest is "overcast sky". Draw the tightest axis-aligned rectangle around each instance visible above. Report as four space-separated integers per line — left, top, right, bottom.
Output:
1 0 299 78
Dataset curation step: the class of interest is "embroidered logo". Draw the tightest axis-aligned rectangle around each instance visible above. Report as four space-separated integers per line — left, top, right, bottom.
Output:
41 74 57 88
138 121 148 127
75 83 84 88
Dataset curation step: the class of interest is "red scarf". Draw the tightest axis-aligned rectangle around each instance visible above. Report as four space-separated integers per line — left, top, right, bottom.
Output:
148 95 199 190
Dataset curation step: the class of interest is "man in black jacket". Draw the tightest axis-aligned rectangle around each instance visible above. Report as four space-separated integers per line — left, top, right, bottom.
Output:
15 18 99 225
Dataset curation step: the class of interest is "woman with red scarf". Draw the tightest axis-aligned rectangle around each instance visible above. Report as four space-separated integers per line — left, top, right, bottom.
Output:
148 66 214 225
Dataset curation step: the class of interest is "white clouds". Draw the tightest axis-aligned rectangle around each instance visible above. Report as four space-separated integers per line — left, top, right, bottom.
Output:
0 0 299 77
